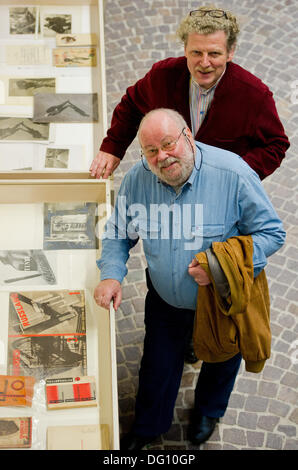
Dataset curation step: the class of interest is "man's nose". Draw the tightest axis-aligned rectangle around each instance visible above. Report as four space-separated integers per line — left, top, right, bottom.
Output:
199 53 211 68
156 147 170 161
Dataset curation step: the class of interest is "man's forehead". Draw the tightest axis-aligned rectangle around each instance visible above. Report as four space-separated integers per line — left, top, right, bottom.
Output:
142 111 180 129
140 115 179 142
186 30 228 48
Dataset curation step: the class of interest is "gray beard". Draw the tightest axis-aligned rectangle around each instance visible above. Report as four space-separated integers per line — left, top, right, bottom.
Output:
148 154 194 187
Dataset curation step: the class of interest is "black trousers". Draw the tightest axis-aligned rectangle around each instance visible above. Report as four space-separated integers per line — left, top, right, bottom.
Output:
132 270 242 437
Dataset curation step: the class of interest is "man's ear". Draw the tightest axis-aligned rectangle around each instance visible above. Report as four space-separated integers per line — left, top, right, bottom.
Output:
227 44 236 62
183 127 196 152
183 127 193 138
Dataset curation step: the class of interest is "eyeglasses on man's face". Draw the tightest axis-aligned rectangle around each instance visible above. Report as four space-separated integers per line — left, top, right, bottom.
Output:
189 9 228 19
141 127 186 159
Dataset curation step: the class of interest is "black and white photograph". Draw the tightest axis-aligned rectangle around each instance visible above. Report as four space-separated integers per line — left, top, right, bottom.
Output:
9 78 56 97
43 14 71 37
43 202 98 250
0 249 56 286
9 7 37 35
45 148 69 169
56 33 97 47
0 117 50 141
33 93 98 123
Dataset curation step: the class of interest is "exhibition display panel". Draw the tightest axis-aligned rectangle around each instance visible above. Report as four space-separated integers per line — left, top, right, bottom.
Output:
0 1 119 450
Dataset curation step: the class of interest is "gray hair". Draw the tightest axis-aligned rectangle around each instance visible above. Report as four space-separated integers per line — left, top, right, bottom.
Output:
138 108 188 142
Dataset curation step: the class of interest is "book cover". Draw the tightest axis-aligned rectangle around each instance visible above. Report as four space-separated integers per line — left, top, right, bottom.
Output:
46 375 97 410
0 417 32 448
0 375 35 407
7 289 87 380
43 202 98 250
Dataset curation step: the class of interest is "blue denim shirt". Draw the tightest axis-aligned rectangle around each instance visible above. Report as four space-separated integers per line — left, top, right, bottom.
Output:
97 142 285 310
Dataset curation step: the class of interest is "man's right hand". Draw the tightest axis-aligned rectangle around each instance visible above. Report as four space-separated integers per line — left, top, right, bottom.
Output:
93 279 122 311
188 258 211 286
89 150 120 179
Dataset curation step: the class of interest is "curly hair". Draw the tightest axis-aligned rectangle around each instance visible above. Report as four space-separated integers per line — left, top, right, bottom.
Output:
177 4 240 51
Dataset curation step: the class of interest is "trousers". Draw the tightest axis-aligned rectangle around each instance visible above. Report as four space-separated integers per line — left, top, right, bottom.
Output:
132 270 242 437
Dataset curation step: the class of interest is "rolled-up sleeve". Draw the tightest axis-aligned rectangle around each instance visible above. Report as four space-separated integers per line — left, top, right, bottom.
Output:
236 171 286 276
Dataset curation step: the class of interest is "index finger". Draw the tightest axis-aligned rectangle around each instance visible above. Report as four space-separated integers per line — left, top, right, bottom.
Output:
188 257 199 267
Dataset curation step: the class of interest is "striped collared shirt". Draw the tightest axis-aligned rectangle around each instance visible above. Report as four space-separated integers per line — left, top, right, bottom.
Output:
189 69 226 136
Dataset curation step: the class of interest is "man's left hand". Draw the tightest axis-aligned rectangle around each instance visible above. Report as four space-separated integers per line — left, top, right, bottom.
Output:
188 258 211 285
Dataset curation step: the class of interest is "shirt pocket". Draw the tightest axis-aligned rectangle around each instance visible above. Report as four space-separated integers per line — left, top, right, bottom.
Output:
186 224 224 251
201 224 224 238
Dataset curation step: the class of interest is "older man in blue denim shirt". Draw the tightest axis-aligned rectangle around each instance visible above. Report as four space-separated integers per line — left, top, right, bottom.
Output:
95 108 285 450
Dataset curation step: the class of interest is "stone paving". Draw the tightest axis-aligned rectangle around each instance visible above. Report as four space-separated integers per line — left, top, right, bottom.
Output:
102 0 298 450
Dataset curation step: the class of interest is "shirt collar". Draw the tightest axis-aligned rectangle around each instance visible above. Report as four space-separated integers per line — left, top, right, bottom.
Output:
191 66 226 95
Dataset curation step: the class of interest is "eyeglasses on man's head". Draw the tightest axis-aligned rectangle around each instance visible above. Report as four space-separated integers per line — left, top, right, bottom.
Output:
189 9 228 19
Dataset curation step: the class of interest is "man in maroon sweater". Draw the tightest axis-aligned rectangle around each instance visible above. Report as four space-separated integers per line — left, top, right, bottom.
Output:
90 6 289 181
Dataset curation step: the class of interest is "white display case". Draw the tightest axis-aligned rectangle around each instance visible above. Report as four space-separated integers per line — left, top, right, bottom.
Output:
0 0 118 450
0 0 107 172
0 173 119 450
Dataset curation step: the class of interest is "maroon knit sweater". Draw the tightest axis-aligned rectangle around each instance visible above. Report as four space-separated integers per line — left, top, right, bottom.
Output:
100 58 290 179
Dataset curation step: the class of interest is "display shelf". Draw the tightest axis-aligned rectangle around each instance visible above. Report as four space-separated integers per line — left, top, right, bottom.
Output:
0 174 119 450
0 171 113 204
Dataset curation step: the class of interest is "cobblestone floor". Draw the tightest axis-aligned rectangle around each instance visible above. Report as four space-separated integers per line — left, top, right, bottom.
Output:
102 0 298 450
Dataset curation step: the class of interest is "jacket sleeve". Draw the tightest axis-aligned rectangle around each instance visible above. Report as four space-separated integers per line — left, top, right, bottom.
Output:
241 90 290 180
99 62 163 159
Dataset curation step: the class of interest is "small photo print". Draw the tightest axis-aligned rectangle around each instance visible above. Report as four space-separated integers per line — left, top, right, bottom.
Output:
9 7 37 34
43 14 71 37
44 202 98 250
45 148 69 168
53 47 97 67
9 78 56 97
56 33 98 47
33 93 98 123
0 117 49 141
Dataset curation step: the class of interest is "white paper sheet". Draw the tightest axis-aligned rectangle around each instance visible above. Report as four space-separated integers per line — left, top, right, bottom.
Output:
0 142 86 171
